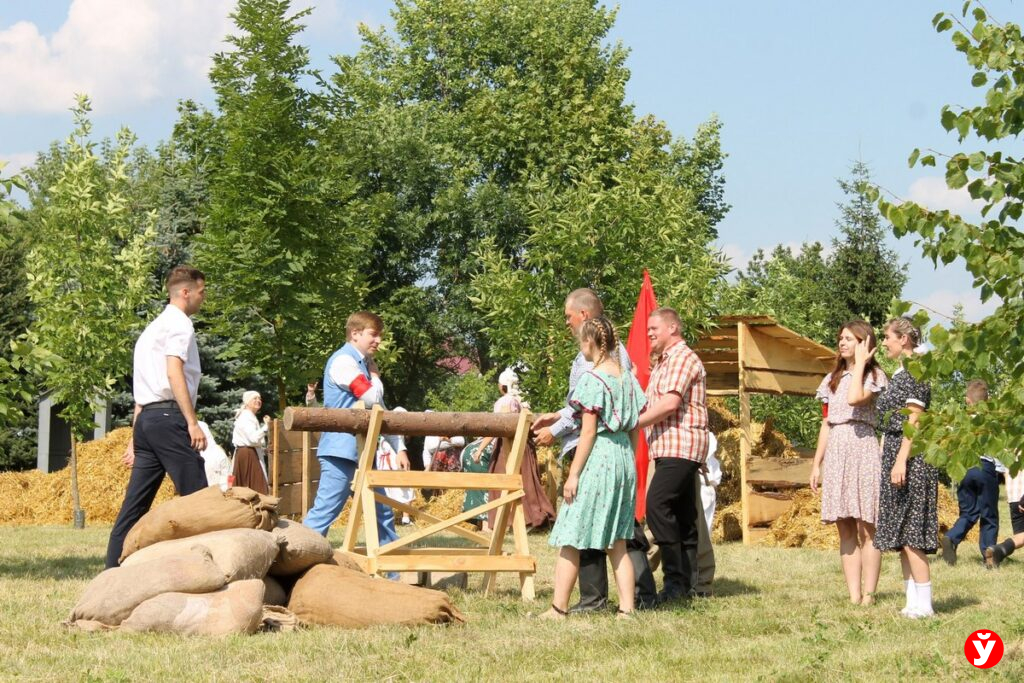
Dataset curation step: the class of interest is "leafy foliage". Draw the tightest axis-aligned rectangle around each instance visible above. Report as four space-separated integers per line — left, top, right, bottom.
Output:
874 4 1024 477
24 97 156 441
194 0 374 411
425 369 498 414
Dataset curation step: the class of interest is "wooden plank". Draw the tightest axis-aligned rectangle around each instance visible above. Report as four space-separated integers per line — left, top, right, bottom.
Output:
692 336 738 351
747 491 795 526
694 350 738 363
703 361 740 373
342 404 382 554
742 327 833 375
276 483 303 518
738 322 752 546
374 493 492 546
384 547 492 556
366 471 523 491
707 389 737 397
301 430 312 515
707 372 739 394
378 491 524 556
275 451 321 485
271 419 280 495
485 411 531 596
748 456 814 487
375 554 536 573
746 527 771 543
743 368 823 396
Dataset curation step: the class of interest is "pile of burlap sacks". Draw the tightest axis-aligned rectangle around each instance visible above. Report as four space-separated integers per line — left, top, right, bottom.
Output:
65 486 465 636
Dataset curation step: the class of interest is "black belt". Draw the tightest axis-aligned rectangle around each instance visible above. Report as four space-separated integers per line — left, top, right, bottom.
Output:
141 400 179 412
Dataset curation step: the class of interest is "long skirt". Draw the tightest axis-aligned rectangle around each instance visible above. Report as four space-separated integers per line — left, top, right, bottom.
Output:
488 438 556 530
233 446 269 495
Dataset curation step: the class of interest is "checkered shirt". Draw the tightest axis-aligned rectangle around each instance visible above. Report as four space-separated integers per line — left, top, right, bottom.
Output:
644 339 708 462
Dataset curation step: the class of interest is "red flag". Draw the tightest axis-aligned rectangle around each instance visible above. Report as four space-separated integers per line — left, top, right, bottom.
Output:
625 269 657 521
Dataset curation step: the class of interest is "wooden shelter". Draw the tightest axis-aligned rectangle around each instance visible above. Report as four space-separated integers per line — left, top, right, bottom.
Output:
692 315 835 543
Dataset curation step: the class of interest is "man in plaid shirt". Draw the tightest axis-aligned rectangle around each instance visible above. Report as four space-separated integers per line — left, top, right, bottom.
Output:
638 307 709 603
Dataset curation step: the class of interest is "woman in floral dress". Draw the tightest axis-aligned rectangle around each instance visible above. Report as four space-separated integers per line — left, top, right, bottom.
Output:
541 317 647 620
873 316 936 619
810 321 888 605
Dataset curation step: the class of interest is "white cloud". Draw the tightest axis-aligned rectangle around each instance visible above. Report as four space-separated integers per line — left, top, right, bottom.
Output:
912 288 999 324
719 243 748 273
0 0 234 114
0 151 37 176
906 176 984 215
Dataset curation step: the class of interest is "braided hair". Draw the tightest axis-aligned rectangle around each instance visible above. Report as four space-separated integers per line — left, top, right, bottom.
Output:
885 316 922 349
579 316 620 368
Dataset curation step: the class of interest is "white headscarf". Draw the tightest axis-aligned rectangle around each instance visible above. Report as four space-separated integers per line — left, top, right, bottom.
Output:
498 367 528 408
235 390 261 418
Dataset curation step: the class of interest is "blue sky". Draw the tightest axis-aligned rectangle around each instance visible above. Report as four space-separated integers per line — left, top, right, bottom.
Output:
1 1 1009 321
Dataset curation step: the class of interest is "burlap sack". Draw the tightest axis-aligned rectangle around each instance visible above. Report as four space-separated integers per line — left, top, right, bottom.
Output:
326 549 367 573
121 529 281 582
263 576 288 606
67 548 225 627
120 486 279 562
260 605 299 632
120 580 265 636
288 564 466 628
269 519 333 576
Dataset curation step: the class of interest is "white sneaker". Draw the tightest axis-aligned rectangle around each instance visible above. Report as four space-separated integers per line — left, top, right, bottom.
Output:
903 608 935 619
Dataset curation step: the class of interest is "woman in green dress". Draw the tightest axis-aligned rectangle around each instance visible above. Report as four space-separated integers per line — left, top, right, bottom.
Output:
541 317 647 619
461 438 494 529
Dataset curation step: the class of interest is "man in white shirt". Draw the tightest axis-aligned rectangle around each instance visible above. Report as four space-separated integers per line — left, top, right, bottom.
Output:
105 266 209 568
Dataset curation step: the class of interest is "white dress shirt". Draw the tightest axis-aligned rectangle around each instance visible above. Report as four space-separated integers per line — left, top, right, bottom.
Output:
133 304 201 406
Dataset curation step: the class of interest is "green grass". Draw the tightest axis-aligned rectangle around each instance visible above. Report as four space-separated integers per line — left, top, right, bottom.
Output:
1 520 1022 682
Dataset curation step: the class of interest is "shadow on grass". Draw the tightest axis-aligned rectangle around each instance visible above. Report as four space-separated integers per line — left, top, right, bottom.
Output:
0 555 102 581
712 577 760 597
932 594 981 613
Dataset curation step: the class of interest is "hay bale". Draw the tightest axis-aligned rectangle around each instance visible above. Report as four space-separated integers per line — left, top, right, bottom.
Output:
762 490 836 550
712 502 743 543
0 428 175 526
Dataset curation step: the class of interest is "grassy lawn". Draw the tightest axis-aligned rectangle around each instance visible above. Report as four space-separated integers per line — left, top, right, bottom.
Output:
1 519 1022 682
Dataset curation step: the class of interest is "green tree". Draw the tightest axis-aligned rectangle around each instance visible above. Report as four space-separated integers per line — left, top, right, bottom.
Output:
194 0 374 412
826 161 908 331
874 4 1024 477
471 128 727 409
25 97 156 524
329 0 728 405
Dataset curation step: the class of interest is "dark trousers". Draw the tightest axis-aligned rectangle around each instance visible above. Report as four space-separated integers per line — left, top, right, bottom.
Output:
105 406 208 568
646 457 701 591
947 460 1000 554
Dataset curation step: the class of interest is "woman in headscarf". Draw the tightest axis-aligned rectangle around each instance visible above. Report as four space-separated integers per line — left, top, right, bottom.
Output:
487 368 556 530
232 390 271 494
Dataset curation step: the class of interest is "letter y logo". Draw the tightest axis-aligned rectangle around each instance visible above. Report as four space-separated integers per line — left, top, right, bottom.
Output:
965 630 1004 669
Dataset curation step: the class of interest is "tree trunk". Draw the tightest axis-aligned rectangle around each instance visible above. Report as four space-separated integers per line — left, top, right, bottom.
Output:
70 434 85 529
277 376 288 415
284 407 524 438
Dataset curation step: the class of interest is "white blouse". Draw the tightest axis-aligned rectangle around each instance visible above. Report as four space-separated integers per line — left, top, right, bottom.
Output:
232 410 268 449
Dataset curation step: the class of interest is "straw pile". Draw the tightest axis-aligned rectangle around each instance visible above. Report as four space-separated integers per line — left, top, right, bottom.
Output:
760 484 976 550
0 428 176 526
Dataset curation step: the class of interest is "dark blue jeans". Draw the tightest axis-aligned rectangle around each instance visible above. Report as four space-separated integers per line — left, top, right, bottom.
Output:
946 459 1000 554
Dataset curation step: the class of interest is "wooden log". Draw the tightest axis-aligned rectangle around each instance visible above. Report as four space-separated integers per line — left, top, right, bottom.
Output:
748 491 795 526
284 407 524 437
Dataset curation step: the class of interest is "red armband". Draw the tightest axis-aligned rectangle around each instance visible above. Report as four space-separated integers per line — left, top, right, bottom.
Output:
350 374 372 398
822 403 829 419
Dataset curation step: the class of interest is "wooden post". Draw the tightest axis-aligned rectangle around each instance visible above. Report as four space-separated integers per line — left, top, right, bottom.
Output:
484 410 532 597
738 321 753 545
271 419 280 496
342 404 381 558
301 430 312 515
